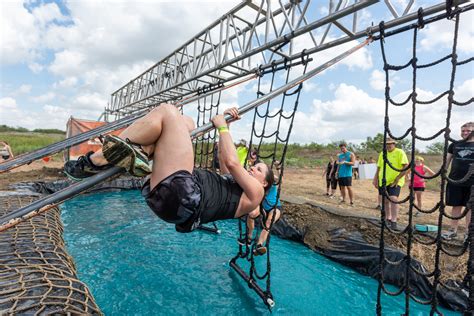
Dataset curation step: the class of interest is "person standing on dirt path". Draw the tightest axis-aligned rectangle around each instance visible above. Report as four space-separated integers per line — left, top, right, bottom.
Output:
373 137 409 231
322 156 337 197
442 122 474 241
353 156 360 180
0 141 14 162
407 156 435 217
336 143 355 206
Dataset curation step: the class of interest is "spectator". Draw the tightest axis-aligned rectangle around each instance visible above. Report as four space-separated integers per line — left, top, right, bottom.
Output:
442 122 473 240
322 156 337 197
236 139 248 167
0 141 14 162
407 156 435 217
336 143 355 206
372 137 409 230
353 156 360 179
368 157 376 164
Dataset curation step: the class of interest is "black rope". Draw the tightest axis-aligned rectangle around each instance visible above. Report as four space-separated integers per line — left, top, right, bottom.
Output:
376 8 472 315
230 50 310 308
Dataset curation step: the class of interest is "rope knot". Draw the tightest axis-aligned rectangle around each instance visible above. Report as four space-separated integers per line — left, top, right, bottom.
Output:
378 21 386 42
417 8 425 29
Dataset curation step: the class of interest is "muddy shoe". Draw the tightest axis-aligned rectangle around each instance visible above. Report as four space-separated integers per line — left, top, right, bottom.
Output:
253 244 267 256
64 151 111 180
102 135 152 177
441 230 457 240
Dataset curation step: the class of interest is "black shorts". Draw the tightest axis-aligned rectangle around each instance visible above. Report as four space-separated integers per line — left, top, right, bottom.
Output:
2 155 9 160
379 185 401 197
446 183 471 207
338 176 352 187
412 187 425 192
141 170 202 233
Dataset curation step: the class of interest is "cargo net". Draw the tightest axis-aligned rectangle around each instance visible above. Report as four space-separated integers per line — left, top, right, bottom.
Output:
193 88 222 171
375 5 473 315
0 195 101 315
189 88 223 234
230 54 310 308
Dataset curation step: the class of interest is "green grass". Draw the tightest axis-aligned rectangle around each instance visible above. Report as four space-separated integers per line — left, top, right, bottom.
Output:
0 132 65 155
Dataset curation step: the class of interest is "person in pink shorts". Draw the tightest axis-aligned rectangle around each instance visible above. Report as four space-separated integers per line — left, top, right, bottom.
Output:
407 156 435 217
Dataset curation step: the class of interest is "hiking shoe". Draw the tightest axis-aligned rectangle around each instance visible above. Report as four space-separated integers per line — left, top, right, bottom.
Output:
102 135 152 177
441 230 457 240
64 151 111 180
237 237 252 246
329 195 335 199
253 244 267 256
350 202 355 207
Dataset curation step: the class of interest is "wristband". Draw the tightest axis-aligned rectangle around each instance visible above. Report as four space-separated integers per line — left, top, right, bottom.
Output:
218 126 229 134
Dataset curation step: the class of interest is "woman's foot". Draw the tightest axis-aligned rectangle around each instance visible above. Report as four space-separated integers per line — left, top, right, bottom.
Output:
253 244 267 256
64 151 111 180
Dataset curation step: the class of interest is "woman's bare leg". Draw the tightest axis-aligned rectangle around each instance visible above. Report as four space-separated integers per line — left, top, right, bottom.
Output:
415 191 423 209
88 104 194 188
257 209 281 245
246 208 260 239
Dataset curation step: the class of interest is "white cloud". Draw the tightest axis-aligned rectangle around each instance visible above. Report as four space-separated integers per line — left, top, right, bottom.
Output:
0 1 69 65
48 50 85 75
28 62 44 73
420 11 474 54
53 77 78 89
0 97 17 109
370 70 385 91
31 92 56 103
31 2 68 27
9 84 32 96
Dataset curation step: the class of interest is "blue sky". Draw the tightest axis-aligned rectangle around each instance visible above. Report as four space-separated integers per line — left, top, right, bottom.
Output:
0 0 472 149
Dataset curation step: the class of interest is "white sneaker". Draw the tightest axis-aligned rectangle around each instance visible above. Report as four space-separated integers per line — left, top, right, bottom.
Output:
441 230 457 240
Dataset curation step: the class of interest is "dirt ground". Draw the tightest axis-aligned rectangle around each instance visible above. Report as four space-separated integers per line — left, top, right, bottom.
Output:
0 162 468 282
280 167 468 282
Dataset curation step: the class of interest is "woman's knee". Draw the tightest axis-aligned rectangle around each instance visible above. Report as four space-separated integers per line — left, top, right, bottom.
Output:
183 115 196 132
266 209 281 225
148 103 179 119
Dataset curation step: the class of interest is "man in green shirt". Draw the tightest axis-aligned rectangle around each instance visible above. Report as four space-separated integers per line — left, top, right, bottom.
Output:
372 138 409 230
236 139 249 167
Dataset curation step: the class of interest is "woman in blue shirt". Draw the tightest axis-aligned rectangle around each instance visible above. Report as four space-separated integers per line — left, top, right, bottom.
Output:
240 161 282 256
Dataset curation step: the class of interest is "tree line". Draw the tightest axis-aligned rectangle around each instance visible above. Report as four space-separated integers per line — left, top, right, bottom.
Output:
0 125 65 134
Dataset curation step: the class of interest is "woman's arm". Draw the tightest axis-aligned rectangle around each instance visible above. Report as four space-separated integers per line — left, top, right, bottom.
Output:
423 165 436 177
274 161 282 184
211 109 264 211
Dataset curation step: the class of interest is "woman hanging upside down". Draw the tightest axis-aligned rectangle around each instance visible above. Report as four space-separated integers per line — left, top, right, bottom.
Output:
64 104 274 233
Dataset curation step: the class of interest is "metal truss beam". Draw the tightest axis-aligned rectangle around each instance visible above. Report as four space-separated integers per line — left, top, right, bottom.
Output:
105 0 469 120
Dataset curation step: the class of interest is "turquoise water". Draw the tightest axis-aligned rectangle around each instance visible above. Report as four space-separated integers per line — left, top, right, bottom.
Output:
61 190 459 315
